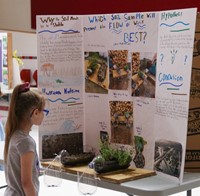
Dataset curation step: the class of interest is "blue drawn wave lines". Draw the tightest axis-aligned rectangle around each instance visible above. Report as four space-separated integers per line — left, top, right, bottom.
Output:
160 21 189 27
137 27 145 30
110 29 122 34
48 97 80 103
159 82 183 87
136 24 146 30
38 29 79 34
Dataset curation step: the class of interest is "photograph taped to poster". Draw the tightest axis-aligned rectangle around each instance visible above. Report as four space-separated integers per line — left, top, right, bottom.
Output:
154 139 182 178
85 51 109 94
109 101 133 145
42 132 83 160
108 50 131 91
131 52 156 98
37 8 197 183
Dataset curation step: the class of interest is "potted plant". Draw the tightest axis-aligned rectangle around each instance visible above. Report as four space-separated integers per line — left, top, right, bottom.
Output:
89 140 133 173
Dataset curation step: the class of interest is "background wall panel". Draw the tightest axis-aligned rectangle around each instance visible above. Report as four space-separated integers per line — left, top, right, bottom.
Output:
31 0 200 29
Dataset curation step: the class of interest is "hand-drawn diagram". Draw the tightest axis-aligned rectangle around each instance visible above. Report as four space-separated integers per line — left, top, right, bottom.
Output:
170 49 177 64
38 29 83 87
59 119 81 133
41 63 54 76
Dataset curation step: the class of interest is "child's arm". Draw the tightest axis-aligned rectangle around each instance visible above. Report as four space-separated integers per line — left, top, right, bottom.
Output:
20 151 36 196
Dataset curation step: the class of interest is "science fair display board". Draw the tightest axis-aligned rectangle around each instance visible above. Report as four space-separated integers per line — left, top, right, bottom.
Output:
37 8 197 183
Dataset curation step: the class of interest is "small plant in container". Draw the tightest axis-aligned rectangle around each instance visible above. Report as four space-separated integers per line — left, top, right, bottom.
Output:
89 140 133 174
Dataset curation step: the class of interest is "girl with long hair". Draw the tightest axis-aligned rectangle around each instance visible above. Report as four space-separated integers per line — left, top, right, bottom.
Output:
4 82 45 196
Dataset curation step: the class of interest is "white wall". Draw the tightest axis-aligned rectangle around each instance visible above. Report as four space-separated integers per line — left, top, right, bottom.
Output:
0 0 35 33
0 0 38 89
12 32 37 86
0 0 38 77
12 32 37 56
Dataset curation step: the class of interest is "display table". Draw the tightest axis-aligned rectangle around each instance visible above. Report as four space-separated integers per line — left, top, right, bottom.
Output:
39 175 127 196
56 169 197 196
0 140 199 196
0 170 127 196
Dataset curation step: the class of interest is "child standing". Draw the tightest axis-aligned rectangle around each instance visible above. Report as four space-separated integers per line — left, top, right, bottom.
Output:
4 82 45 196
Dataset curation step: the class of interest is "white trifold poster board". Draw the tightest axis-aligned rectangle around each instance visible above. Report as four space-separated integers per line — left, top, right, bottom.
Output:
36 8 197 183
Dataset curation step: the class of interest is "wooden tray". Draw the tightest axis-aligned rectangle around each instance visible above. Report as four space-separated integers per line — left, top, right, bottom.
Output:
41 161 156 184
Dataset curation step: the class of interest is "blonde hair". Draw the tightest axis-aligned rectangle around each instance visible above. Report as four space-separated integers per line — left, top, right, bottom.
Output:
4 83 45 161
